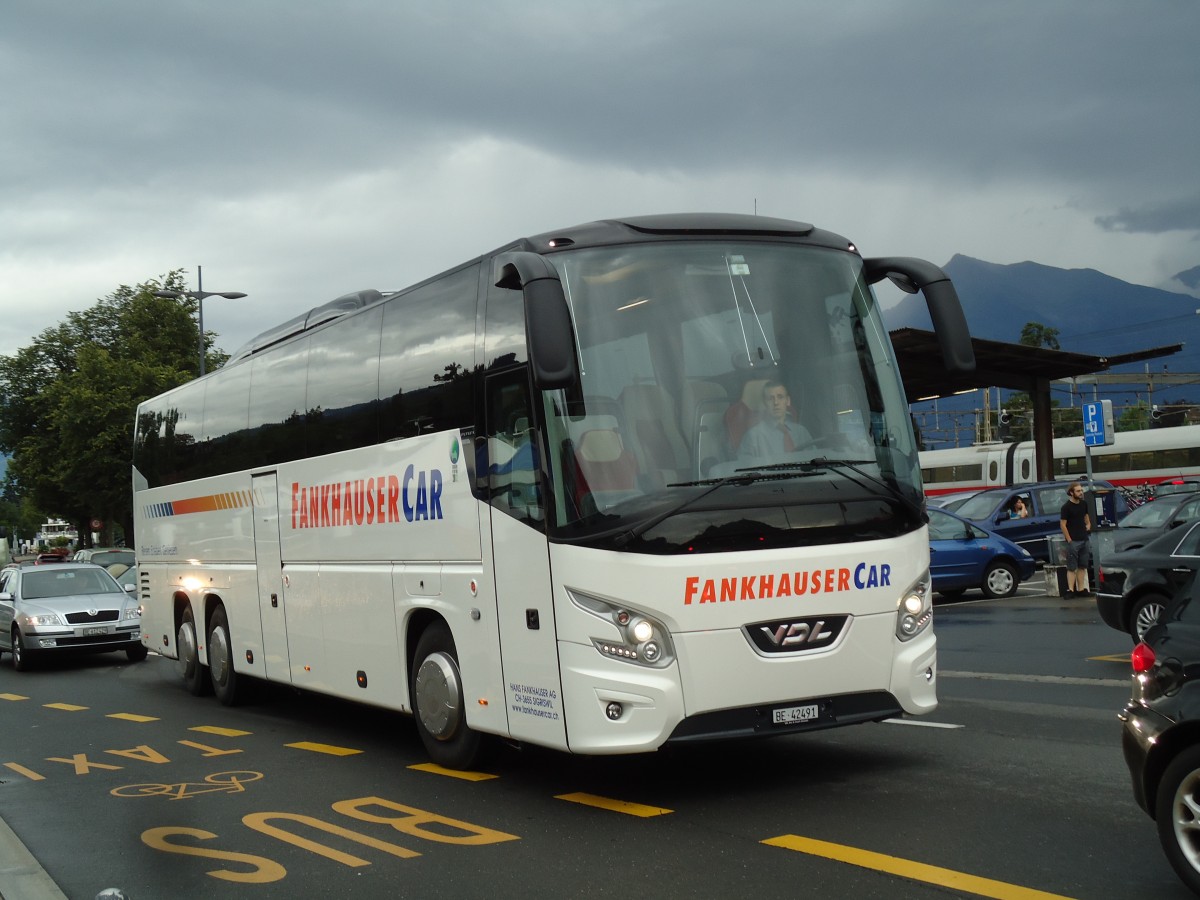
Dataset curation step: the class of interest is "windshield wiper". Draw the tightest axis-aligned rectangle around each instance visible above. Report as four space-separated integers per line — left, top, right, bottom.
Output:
792 456 924 519
611 470 819 548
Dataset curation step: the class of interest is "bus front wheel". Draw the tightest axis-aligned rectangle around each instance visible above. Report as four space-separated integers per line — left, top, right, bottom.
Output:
178 607 210 696
411 621 483 770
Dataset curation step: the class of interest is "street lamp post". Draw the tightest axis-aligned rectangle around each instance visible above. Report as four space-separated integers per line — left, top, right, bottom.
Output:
154 266 247 376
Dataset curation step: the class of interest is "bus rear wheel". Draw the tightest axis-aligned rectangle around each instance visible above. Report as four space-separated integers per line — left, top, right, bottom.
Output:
208 605 242 706
411 621 483 770
177 606 210 696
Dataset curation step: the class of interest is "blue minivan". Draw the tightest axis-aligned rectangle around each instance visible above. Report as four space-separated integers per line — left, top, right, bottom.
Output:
950 479 1128 562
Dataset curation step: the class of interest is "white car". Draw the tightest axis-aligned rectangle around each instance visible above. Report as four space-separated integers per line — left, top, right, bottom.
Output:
0 562 145 670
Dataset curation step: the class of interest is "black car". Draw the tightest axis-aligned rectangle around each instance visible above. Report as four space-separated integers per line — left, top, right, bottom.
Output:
1110 491 1200 554
1120 585 1200 894
1098 521 1200 642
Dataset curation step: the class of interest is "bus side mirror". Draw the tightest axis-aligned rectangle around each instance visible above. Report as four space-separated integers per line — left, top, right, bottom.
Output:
864 257 975 375
496 252 581 392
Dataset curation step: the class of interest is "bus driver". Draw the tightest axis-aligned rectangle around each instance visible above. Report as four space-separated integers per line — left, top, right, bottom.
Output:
739 379 812 462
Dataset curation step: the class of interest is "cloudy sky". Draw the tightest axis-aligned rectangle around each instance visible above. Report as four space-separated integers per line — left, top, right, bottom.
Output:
4 0 1199 362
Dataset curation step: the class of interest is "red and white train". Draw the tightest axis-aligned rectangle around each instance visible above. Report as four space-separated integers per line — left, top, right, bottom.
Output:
920 424 1200 495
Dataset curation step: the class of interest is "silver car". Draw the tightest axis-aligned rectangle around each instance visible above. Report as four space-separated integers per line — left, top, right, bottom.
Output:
0 562 145 670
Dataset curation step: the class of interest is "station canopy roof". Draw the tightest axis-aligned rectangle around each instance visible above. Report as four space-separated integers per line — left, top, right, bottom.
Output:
889 328 1183 403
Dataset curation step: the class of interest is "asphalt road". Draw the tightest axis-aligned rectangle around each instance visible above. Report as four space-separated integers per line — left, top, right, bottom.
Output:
0 582 1192 900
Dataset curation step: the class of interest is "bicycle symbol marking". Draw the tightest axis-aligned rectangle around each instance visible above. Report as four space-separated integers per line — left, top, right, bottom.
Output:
110 770 264 800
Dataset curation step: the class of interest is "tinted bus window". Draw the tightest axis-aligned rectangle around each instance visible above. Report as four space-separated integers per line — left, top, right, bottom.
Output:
379 265 479 441
247 337 311 465
306 304 384 456
199 361 252 477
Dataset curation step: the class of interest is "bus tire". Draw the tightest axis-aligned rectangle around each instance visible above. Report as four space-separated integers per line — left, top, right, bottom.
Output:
411 621 483 770
178 606 210 696
207 605 242 706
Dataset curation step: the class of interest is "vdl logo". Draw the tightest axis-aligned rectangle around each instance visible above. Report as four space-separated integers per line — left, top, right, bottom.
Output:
744 615 848 654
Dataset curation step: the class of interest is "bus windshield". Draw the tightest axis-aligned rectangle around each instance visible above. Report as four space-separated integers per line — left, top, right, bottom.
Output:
532 241 920 551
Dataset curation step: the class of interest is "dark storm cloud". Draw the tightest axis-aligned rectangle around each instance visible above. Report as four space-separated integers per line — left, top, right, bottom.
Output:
1095 197 1200 234
5 1 1198 203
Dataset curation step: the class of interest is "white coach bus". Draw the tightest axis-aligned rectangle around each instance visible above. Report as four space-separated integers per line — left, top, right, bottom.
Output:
132 213 974 768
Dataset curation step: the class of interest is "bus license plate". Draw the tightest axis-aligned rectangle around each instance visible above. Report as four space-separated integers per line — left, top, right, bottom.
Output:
83 626 108 636
772 704 819 725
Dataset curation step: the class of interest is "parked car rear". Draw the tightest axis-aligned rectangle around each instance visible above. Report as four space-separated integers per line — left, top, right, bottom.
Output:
1098 521 1200 642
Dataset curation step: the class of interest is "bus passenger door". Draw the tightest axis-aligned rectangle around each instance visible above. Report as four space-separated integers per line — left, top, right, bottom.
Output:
483 369 568 751
253 472 291 680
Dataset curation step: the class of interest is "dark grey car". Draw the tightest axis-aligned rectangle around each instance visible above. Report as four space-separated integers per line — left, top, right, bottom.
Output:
0 562 145 670
1110 492 1200 554
1121 581 1200 894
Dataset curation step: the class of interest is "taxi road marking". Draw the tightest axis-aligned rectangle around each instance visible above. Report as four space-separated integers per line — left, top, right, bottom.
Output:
108 713 159 723
191 726 252 737
763 834 1076 900
285 741 363 757
3 763 45 781
0 693 28 701
556 792 673 817
44 702 87 711
409 763 498 781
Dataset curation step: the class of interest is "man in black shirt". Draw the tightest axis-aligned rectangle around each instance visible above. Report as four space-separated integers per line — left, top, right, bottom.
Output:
1059 484 1092 596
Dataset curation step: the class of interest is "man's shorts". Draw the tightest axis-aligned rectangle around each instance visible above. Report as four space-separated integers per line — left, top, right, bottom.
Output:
1065 539 1090 571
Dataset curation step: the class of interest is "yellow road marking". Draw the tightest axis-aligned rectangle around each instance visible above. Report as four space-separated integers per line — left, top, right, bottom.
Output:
408 763 498 781
1089 653 1129 663
3 763 44 781
763 834 1076 900
190 726 252 737
44 702 87 711
0 693 28 701
555 792 673 817
108 713 159 723
285 741 363 756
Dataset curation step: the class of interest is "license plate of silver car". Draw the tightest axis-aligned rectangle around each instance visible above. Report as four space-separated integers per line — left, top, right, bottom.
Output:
83 626 108 636
772 704 819 725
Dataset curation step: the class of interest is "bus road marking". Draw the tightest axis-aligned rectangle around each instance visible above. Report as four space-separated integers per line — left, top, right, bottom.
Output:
191 725 252 737
763 834 1076 899
3 762 45 781
0 693 28 701
556 792 673 817
408 763 498 781
882 718 964 729
285 741 363 757
108 713 159 723
44 702 87 711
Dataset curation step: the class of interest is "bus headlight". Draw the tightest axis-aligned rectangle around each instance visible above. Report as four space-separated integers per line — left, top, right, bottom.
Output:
567 589 676 668
896 573 932 642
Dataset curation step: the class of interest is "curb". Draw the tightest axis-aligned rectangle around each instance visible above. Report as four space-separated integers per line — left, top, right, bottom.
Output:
0 815 66 900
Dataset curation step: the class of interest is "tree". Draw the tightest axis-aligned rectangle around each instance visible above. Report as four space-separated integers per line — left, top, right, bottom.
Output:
0 272 205 547
1020 322 1060 350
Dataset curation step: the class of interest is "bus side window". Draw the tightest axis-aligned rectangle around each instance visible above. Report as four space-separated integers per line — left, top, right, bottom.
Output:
484 370 544 528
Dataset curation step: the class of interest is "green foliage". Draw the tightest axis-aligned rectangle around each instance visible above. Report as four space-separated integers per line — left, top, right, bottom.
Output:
0 271 205 546
1020 322 1061 350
